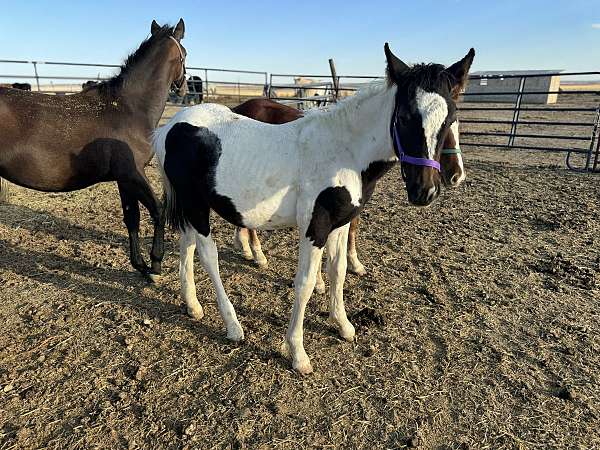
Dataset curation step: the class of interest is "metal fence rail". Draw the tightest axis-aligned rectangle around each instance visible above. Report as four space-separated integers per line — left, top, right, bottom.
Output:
0 59 268 102
2 59 599 172
459 71 600 172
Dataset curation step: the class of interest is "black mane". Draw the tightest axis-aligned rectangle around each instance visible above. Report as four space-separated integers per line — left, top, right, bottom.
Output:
86 24 175 98
389 63 455 93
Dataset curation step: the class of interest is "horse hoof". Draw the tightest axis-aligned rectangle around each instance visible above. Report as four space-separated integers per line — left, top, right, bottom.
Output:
187 306 204 321
349 265 367 276
243 252 254 261
293 358 313 375
145 272 161 283
339 323 356 341
255 257 268 269
226 325 245 342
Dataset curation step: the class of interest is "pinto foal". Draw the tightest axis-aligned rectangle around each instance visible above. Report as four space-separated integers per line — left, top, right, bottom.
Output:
231 98 466 288
154 44 475 373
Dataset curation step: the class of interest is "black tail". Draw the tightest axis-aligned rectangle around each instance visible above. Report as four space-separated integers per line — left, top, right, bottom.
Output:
162 181 190 232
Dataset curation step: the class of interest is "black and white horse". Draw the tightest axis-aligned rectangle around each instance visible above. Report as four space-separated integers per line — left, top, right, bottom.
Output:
153 44 475 374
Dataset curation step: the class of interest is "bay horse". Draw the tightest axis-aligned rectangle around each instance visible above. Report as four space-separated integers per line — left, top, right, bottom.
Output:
230 98 466 286
153 44 475 373
0 20 187 281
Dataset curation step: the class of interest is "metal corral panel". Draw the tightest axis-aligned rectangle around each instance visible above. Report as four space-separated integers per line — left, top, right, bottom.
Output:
464 70 562 104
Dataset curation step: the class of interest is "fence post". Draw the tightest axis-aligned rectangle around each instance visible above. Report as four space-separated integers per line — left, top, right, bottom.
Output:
204 69 209 101
329 58 339 102
508 76 526 148
590 104 600 172
32 61 41 91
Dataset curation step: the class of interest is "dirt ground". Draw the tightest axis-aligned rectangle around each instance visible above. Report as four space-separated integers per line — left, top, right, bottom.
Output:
1 100 600 449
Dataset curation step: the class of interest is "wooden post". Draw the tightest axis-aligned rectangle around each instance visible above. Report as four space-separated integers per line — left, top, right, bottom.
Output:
329 58 340 103
0 177 11 203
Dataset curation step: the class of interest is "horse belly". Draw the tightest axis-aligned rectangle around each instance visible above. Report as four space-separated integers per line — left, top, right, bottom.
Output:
238 185 298 230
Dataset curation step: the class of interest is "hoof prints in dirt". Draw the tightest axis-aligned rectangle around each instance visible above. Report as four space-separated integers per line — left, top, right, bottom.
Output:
534 253 597 289
350 307 385 331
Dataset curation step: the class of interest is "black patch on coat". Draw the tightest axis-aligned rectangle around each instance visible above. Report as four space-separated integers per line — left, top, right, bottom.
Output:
306 160 397 248
163 122 245 236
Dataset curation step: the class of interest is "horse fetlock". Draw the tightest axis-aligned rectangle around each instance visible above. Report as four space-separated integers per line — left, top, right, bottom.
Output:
328 315 356 341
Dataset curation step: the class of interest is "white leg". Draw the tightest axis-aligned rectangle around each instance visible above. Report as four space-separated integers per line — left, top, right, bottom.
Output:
195 232 244 341
315 257 326 294
347 217 366 276
233 227 253 260
283 237 324 374
248 229 268 268
327 224 355 341
180 229 204 320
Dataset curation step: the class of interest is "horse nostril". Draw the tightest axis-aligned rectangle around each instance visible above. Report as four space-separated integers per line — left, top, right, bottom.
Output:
451 174 460 186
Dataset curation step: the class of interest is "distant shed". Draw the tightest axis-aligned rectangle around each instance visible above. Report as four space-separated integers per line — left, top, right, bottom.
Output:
464 70 562 104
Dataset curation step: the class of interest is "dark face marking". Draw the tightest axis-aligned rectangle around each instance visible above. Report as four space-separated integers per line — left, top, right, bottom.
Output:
163 122 245 236
306 160 396 248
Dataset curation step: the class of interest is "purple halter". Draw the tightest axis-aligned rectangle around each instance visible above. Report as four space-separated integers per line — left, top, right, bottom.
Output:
390 104 441 172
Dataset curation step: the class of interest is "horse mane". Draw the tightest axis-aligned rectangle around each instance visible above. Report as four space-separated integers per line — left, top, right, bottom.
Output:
85 24 175 98
387 63 454 93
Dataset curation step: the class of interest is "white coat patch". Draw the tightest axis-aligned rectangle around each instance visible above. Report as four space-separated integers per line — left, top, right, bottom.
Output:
416 87 448 159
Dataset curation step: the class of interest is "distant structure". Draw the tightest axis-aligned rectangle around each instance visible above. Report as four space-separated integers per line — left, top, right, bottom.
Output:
464 70 563 104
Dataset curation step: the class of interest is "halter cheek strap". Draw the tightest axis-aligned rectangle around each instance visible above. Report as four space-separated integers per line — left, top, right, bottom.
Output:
390 94 441 172
168 36 186 88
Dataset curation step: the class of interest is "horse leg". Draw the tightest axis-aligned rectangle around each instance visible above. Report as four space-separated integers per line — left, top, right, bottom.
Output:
132 172 165 279
195 231 244 341
248 229 268 268
315 255 326 294
347 216 367 276
117 182 151 278
326 223 355 341
233 227 253 260
282 236 324 375
180 228 204 320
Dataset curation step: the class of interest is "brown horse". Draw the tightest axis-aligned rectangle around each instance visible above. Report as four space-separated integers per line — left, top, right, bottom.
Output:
0 19 188 281
231 98 465 288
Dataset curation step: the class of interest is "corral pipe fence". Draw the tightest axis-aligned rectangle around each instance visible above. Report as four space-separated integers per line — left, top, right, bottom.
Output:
0 59 268 104
2 59 599 172
459 71 600 172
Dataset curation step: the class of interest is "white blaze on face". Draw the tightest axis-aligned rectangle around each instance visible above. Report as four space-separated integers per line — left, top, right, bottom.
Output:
416 87 448 159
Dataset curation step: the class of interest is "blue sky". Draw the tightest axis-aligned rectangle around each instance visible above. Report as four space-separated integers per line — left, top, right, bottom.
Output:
1 0 599 81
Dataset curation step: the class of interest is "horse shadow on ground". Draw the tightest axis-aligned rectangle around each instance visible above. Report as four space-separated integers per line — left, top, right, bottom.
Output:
0 203 129 246
0 235 334 371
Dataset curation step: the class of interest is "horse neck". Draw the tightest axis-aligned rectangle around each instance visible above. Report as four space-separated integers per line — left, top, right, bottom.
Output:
318 83 397 168
119 44 174 130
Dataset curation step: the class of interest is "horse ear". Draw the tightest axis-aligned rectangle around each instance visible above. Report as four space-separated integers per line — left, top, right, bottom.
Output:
384 43 409 84
151 20 161 35
174 18 185 40
447 48 475 98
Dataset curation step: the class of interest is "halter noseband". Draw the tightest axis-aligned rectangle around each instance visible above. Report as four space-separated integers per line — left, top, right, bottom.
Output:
441 147 461 155
168 36 186 90
390 94 441 172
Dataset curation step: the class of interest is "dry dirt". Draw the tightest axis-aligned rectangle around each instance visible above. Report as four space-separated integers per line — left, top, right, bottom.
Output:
1 102 600 449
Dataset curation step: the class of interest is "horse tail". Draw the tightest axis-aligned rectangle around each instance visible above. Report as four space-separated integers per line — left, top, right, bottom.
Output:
152 126 189 232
